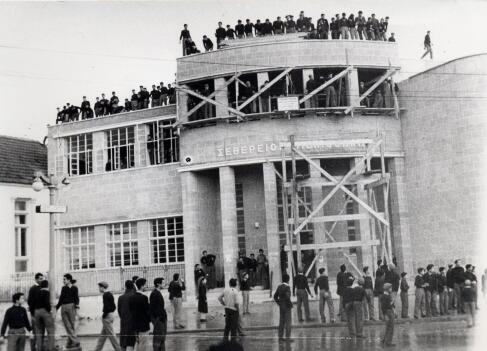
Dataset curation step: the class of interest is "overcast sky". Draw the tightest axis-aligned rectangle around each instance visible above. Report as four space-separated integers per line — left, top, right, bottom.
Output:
1 0 486 142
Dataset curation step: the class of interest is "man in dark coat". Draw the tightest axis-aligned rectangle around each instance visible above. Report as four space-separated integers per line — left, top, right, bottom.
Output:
274 274 293 342
130 278 151 351
117 280 136 351
27 273 44 351
150 278 167 351
336 264 352 322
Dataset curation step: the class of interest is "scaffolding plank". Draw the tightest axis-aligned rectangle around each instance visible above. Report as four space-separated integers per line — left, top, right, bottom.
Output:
284 239 380 251
288 212 384 224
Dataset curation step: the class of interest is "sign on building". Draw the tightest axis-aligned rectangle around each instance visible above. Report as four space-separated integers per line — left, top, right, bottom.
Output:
277 96 299 111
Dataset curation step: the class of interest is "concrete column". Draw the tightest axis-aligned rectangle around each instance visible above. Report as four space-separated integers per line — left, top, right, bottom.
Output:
219 166 238 287
347 68 359 107
181 171 200 297
257 72 269 112
136 124 149 168
388 158 413 274
357 183 374 272
93 131 106 173
262 163 281 286
214 78 229 118
309 160 327 273
177 84 189 123
137 221 151 266
53 138 67 178
94 225 107 269
302 69 314 108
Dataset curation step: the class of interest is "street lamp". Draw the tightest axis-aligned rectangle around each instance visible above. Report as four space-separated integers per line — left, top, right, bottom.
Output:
32 172 69 313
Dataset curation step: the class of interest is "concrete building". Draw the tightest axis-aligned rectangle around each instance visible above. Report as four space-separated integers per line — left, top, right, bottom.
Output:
0 136 49 299
40 34 486 299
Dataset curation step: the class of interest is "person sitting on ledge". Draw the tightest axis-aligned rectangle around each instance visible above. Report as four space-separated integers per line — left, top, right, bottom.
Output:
226 25 235 40
203 35 214 52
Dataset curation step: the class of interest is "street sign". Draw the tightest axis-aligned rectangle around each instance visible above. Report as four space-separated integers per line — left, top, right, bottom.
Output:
36 205 67 213
277 96 299 111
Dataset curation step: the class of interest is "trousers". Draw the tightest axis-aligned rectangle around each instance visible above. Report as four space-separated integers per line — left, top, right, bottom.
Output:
400 291 409 318
465 301 476 327
454 283 464 313
383 309 395 345
242 291 250 314
318 290 335 322
363 289 375 320
414 288 426 318
223 309 239 340
439 290 449 315
61 303 78 346
7 328 26 351
34 308 55 351
352 301 364 336
151 318 167 351
345 302 356 336
94 313 121 351
171 298 183 326
278 307 292 339
425 290 439 316
135 331 150 351
296 289 310 320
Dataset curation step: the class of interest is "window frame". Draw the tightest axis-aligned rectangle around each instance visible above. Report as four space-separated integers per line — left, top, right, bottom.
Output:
105 126 136 172
106 222 139 267
64 226 96 271
150 217 184 264
146 120 180 166
66 133 93 176
14 200 29 272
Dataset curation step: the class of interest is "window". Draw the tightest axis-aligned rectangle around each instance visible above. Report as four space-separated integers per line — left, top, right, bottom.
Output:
106 127 135 171
236 183 246 255
14 200 28 272
64 227 95 270
67 134 93 176
147 120 179 165
345 187 358 255
107 222 138 267
150 217 184 264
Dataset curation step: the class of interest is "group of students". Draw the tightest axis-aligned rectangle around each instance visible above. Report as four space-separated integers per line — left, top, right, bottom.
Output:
179 10 394 55
55 83 176 124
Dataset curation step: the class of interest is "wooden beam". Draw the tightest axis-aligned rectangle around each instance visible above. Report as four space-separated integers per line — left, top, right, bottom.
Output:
345 69 397 114
299 67 352 104
364 174 391 190
291 143 389 227
181 74 241 120
177 86 245 118
288 212 384 224
237 67 294 111
284 239 380 251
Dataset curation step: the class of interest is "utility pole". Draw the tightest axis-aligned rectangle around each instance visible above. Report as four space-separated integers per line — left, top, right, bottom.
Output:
290 135 303 272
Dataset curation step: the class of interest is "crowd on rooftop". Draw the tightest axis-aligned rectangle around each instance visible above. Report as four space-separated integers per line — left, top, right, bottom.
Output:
55 83 176 124
179 10 395 55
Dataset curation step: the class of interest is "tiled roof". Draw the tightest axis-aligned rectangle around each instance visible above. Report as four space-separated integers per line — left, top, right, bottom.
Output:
0 135 48 185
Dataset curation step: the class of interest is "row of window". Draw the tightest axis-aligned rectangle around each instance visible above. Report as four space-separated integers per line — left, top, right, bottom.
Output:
66 119 179 176
64 217 184 271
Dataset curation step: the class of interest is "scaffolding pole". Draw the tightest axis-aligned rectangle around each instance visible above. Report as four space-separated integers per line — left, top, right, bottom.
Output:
290 135 303 272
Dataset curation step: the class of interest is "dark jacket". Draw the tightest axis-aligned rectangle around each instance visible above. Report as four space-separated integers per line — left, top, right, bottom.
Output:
414 275 425 289
274 283 292 309
446 269 454 288
102 291 116 318
129 292 151 333
437 274 447 293
1 305 31 337
149 289 167 322
342 286 354 307
27 284 41 315
374 275 385 296
36 289 51 312
117 289 135 334
400 278 409 292
168 281 185 300
380 293 394 314
451 266 465 284
56 285 80 310
314 275 330 294
424 272 438 292
352 286 366 302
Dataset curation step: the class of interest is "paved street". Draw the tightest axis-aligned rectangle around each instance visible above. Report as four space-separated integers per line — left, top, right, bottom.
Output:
77 321 476 351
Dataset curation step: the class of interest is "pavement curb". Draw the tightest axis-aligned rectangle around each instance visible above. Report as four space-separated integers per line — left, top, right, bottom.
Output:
74 315 466 338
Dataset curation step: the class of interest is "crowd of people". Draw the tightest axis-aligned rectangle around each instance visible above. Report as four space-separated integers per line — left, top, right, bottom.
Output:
55 83 176 124
1 256 482 350
179 10 395 55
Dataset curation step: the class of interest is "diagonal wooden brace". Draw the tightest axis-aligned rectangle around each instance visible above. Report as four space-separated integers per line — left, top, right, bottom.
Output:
299 66 353 104
237 67 295 111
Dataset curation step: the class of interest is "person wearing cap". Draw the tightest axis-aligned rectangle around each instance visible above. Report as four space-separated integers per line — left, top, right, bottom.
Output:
362 266 375 321
317 14 329 39
314 268 335 323
356 11 366 40
117 280 136 351
56 274 80 348
438 267 449 315
338 13 349 39
424 264 439 317
168 273 186 329
150 278 167 351
94 282 121 351
380 283 395 346
399 272 409 319
293 268 314 322
383 16 390 39
1 292 32 351
244 19 254 37
342 276 356 336
414 268 427 319
179 24 191 56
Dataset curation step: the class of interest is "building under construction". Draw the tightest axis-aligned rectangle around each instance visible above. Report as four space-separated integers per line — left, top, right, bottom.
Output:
42 32 486 298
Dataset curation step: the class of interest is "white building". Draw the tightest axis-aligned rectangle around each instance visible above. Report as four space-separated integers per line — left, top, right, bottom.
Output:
0 135 49 300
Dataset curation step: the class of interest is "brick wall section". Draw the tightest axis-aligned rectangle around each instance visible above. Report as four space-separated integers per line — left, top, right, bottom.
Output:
177 40 399 82
398 54 487 269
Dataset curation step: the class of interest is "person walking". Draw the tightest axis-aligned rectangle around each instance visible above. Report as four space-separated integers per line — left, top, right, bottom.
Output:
314 268 335 323
218 279 240 341
274 274 293 343
150 278 168 351
293 269 314 322
400 272 409 318
381 283 396 346
56 274 80 349
414 268 427 319
168 274 186 329
362 266 375 321
27 273 43 351
197 277 208 322
421 31 433 59
117 280 136 351
34 280 55 351
130 278 151 351
240 273 251 315
1 292 32 351
94 282 121 351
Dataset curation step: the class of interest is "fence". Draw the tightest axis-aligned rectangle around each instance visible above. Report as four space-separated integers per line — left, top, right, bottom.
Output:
0 264 185 301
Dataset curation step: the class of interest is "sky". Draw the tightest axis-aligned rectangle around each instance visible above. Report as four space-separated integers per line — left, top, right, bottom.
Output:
1 0 487 142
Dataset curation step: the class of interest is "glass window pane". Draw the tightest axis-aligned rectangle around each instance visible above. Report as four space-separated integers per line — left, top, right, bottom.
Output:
15 201 26 211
